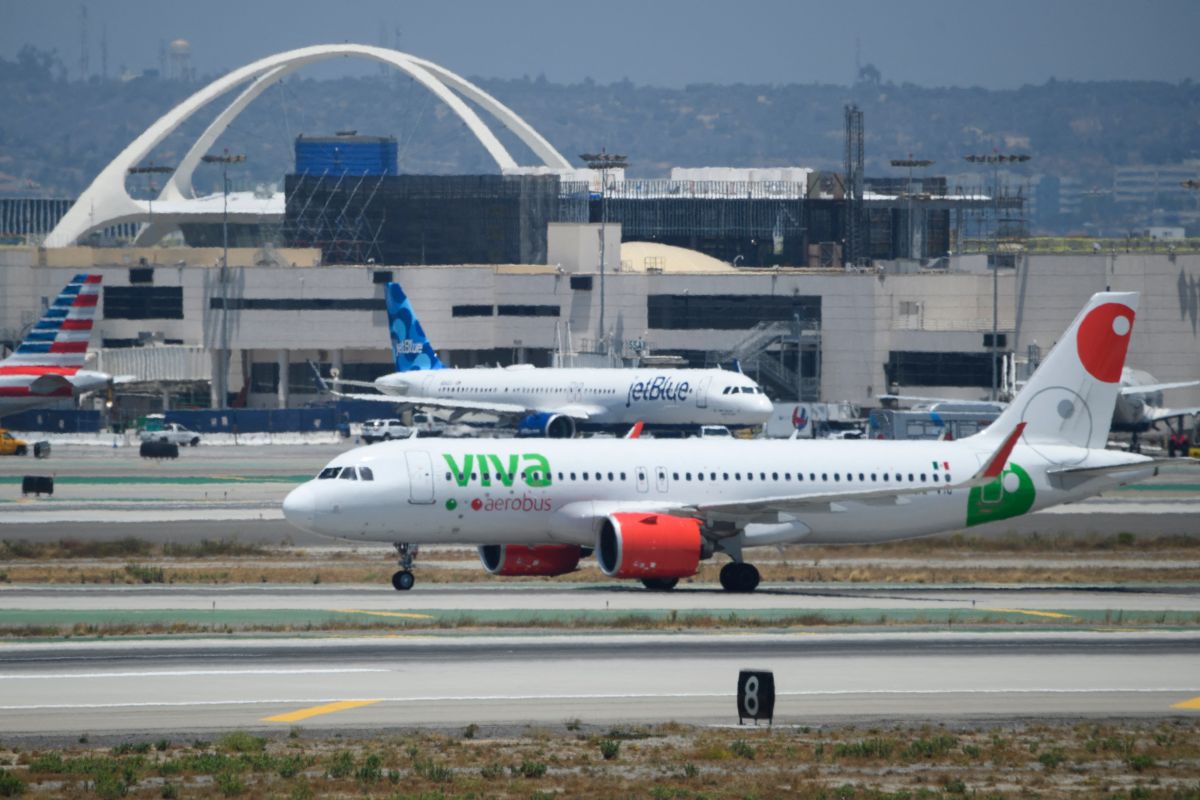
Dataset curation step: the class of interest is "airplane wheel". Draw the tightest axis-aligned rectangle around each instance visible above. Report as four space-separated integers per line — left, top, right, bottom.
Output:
719 562 760 593
392 570 415 591
641 577 679 591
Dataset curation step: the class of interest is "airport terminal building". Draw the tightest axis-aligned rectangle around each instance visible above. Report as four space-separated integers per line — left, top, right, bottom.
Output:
2 241 1199 423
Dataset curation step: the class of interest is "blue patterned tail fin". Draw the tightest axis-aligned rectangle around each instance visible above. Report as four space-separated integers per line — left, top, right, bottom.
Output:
385 283 444 372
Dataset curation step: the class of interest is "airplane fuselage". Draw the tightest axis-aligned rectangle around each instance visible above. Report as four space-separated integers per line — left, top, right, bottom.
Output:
283 436 1155 549
374 366 773 429
0 368 109 417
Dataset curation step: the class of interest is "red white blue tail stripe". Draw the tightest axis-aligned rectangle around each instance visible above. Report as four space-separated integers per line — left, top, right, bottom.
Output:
2 274 101 369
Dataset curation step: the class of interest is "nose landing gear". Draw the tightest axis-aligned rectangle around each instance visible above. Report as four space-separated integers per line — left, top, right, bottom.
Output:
391 542 418 591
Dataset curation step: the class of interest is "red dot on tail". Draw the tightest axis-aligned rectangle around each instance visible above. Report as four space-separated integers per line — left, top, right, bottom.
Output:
1076 302 1134 383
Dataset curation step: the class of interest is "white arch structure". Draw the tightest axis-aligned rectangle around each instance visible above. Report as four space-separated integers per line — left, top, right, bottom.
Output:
46 44 572 247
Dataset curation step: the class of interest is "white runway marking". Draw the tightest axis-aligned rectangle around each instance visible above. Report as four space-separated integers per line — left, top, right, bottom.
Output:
0 668 390 680
2 687 1195 712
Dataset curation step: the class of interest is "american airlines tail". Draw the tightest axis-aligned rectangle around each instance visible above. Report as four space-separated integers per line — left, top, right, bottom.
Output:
976 291 1137 451
1 274 102 370
385 282 444 372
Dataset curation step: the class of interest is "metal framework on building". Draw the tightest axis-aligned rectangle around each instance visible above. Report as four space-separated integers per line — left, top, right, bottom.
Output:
843 104 865 266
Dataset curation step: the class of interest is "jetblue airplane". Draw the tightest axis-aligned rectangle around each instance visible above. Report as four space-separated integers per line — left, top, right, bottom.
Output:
285 291 1164 592
0 274 111 418
321 282 773 437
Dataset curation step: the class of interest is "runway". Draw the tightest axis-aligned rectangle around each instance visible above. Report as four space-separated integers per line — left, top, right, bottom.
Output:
2 443 1198 737
0 632 1197 736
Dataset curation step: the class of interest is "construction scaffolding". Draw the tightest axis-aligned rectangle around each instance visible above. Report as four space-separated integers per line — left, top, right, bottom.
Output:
843 104 865 266
283 173 562 265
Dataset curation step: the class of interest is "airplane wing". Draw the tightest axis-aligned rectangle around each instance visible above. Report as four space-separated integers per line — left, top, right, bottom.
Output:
322 387 530 416
1145 406 1200 424
667 424 1025 524
1120 380 1200 396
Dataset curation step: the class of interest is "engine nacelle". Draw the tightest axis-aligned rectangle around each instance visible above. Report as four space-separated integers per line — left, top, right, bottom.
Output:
478 544 582 576
517 412 576 438
597 513 701 579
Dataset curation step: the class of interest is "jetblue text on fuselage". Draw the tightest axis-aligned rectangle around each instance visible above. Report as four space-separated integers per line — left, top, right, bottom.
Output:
626 375 691 407
393 339 424 356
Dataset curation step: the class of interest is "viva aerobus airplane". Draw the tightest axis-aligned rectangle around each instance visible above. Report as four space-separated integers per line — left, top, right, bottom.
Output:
285 291 1161 592
321 282 773 437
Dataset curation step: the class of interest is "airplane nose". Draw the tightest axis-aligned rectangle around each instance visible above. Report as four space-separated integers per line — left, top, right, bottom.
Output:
282 484 316 530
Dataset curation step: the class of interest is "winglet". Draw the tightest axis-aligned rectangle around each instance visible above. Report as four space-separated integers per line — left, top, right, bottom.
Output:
624 421 645 439
975 422 1026 480
307 360 331 394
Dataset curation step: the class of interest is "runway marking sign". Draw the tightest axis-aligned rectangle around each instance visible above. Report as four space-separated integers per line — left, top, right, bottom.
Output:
263 699 380 722
1171 696 1200 710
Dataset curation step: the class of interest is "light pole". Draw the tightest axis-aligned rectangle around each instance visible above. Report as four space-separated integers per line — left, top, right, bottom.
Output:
890 157 934 259
201 150 246 408
127 164 174 233
964 153 1030 401
580 149 627 353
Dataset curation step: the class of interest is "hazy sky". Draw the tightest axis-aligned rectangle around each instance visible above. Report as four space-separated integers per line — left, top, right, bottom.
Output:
2 0 1198 88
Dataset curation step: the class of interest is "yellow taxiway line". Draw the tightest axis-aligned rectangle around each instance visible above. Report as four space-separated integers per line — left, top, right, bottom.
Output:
984 608 1075 620
263 699 381 723
1171 696 1200 710
332 609 434 620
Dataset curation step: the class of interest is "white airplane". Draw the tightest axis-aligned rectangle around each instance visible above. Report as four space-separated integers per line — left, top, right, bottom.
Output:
284 291 1164 593
319 282 773 437
0 274 112 418
884 367 1199 450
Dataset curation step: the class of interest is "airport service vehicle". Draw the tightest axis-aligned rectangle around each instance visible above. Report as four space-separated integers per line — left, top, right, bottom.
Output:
361 418 411 443
0 429 28 456
137 418 201 447
0 274 111 418
320 282 773 437
284 292 1162 593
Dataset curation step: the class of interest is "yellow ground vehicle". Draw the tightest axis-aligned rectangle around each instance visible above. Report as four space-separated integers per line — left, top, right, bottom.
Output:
0 429 28 456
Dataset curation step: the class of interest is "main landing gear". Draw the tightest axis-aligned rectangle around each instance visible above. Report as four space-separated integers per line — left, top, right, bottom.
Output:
641 577 679 591
391 542 418 591
719 562 760 593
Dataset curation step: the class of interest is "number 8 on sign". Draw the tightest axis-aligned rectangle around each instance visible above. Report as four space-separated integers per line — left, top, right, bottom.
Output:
737 669 775 725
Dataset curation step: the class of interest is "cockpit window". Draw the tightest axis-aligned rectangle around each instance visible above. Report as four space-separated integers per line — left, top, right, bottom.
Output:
339 467 358 480
318 467 340 480
359 466 374 481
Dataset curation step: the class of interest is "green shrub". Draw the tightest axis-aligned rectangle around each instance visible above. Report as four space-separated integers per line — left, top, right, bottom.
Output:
216 770 244 797
903 735 958 759
512 760 547 779
0 769 24 798
1037 749 1065 769
355 754 383 784
325 750 354 779
730 739 755 760
598 739 620 760
833 738 895 759
218 731 265 754
480 763 505 780
1128 753 1157 772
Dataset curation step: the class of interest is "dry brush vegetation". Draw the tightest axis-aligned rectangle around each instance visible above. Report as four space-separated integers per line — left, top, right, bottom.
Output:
0 720 1198 799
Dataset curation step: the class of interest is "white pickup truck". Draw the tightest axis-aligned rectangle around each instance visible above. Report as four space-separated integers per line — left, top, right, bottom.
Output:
138 419 201 447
